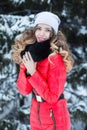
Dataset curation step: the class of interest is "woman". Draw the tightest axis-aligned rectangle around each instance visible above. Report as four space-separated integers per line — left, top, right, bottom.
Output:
12 11 74 130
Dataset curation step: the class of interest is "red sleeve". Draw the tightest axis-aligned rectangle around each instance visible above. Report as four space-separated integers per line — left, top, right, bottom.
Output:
16 64 33 95
28 54 66 104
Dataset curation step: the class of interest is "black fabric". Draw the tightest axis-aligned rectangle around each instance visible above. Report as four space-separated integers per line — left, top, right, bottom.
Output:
32 92 64 102
20 39 51 62
32 92 45 102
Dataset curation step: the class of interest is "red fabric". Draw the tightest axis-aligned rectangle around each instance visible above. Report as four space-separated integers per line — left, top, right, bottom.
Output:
17 63 33 95
17 54 70 130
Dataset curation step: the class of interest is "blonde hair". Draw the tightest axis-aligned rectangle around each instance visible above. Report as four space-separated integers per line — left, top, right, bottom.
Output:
11 29 36 64
11 28 74 72
50 31 74 72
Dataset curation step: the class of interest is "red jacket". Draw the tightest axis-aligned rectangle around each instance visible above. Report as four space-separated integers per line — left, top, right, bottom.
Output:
17 54 70 130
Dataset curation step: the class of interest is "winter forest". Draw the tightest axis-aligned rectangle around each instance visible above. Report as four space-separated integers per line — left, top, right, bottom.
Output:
0 0 87 130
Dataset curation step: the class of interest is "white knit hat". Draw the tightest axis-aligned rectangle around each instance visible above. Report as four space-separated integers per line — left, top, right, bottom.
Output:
34 11 61 34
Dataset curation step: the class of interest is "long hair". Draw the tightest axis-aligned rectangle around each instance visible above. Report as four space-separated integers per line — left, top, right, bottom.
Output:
11 28 74 72
50 31 74 72
11 28 36 64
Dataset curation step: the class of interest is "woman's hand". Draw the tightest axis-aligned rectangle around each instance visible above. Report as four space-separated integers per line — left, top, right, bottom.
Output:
22 52 36 75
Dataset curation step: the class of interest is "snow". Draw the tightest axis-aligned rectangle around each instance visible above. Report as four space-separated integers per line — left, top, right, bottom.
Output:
4 52 12 59
0 14 35 39
81 63 87 67
78 26 87 35
0 13 87 130
0 14 86 39
16 122 30 130
76 85 87 96
10 0 25 4
47 0 51 4
61 9 67 16
73 46 86 60
10 0 50 5
74 46 83 55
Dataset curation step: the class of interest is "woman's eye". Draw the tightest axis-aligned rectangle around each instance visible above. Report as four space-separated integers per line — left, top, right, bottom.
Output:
46 29 51 32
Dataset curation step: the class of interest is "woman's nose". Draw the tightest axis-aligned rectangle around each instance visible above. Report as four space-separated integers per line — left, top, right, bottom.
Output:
39 30 45 36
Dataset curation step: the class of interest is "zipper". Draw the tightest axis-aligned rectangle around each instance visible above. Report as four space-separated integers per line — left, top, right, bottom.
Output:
37 102 41 125
50 109 56 130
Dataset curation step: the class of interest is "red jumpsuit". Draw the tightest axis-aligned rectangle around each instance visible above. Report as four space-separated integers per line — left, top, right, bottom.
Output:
17 54 70 130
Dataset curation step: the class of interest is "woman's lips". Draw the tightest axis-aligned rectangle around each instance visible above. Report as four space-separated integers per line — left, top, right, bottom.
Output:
37 37 46 42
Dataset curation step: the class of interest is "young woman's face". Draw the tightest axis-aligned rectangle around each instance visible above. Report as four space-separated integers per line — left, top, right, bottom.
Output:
35 24 52 42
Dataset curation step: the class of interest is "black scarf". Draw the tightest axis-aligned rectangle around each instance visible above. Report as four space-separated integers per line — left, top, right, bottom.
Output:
20 39 51 62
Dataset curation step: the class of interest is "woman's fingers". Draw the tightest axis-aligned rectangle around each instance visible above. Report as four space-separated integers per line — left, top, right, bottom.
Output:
27 52 33 61
26 52 31 60
23 52 30 62
23 52 33 61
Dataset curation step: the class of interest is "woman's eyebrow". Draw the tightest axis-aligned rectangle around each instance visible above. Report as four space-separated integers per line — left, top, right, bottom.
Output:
45 27 52 30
